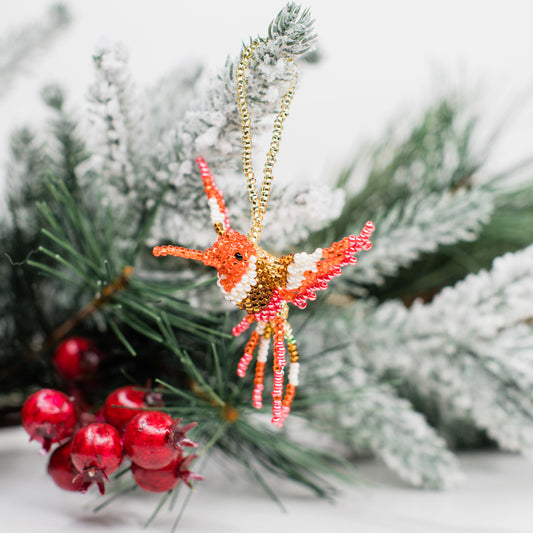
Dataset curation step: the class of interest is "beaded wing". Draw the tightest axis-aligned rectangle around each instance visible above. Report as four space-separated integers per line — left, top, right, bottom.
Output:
153 40 374 427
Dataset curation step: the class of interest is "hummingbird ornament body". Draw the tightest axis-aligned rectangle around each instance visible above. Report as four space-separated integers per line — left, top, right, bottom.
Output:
153 40 374 427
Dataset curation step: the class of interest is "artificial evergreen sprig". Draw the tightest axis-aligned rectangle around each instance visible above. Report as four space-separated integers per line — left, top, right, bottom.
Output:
311 96 533 303
311 242 533 486
311 98 489 292
85 41 147 245
77 3 341 257
30 175 222 351
357 244 533 453
297 94 533 487
141 3 340 250
304 352 463 489
350 186 494 287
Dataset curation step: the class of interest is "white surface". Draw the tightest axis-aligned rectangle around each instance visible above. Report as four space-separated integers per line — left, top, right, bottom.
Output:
1 426 533 533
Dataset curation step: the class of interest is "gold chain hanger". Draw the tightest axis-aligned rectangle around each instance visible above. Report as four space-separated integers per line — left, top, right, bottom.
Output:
235 39 297 243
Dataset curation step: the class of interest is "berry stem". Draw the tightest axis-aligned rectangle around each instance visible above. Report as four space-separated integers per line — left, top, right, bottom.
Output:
167 418 198 452
74 466 110 495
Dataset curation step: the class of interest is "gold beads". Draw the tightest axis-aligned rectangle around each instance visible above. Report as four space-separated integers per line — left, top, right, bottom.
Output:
236 39 297 243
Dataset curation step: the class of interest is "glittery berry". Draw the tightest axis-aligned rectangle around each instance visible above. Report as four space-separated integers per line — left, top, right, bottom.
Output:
47 440 84 492
21 389 77 452
104 385 162 433
70 423 123 495
131 454 204 492
131 459 178 493
123 411 198 470
53 337 104 381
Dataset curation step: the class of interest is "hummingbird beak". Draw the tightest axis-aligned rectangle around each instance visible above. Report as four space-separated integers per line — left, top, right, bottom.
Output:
152 245 211 266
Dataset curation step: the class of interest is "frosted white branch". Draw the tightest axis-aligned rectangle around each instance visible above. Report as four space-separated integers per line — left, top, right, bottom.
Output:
85 42 143 202
349 187 494 285
304 332 463 489
234 183 345 252
340 384 463 489
355 245 533 454
146 4 318 247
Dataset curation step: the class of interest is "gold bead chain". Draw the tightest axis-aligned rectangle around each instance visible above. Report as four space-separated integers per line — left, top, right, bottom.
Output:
236 39 297 243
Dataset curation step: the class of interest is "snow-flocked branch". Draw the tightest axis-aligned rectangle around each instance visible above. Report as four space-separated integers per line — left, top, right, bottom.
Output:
353 244 533 454
352 187 494 285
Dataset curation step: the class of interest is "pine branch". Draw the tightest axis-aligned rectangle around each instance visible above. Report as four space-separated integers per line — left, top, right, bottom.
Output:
347 386 463 489
310 97 487 291
300 340 462 489
217 418 350 499
349 245 533 454
309 376 463 489
244 182 345 253
349 187 494 286
41 84 90 199
86 42 143 192
29 176 224 352
268 3 316 54
146 3 318 249
6 127 52 242
142 64 203 144
308 95 533 304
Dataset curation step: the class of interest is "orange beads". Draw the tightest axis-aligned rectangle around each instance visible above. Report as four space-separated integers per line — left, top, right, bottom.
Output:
237 331 260 377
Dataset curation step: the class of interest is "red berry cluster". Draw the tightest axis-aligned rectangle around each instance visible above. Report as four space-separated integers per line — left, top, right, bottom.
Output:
22 388 123 494
21 338 203 496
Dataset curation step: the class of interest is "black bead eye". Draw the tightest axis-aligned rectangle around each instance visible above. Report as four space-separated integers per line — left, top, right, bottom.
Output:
234 252 243 261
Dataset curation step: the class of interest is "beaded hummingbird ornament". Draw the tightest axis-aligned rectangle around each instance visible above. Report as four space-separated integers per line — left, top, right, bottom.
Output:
153 40 374 427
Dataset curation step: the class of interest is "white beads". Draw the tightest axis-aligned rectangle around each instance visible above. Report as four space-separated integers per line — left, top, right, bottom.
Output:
208 197 227 230
286 248 323 290
257 337 271 363
218 255 257 306
288 362 300 386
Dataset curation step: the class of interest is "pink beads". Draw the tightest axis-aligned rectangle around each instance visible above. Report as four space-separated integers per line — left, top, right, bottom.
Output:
232 315 253 337
197 156 231 232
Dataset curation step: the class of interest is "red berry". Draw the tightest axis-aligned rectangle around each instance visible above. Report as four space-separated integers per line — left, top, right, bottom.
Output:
70 423 123 495
47 440 84 492
131 454 204 493
103 386 150 433
123 411 180 470
131 459 180 492
53 337 103 381
21 389 77 452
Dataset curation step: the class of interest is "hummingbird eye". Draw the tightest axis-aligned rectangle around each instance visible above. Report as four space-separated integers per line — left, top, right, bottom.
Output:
234 252 243 261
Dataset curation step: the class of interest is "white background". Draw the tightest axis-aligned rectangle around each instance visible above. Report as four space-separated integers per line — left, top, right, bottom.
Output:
2 0 533 196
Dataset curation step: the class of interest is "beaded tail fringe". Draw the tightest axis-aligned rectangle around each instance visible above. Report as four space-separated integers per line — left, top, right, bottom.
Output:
234 312 299 428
